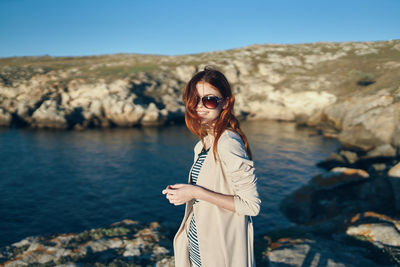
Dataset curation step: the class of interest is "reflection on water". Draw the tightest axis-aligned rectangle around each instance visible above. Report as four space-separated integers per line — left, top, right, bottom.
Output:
0 121 341 247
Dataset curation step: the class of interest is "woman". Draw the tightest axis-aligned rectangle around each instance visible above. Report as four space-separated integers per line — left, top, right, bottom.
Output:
162 67 261 267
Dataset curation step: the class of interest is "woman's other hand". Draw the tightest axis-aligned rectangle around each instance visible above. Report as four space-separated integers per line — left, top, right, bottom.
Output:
162 184 197 206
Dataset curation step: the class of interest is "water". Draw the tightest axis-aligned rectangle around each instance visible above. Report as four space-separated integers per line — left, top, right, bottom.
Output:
0 121 341 247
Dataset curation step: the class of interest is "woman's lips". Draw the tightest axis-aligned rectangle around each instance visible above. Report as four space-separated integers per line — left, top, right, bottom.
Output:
197 111 208 116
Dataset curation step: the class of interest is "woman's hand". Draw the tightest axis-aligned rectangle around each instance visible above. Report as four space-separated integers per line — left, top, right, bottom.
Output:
162 184 198 206
162 184 236 213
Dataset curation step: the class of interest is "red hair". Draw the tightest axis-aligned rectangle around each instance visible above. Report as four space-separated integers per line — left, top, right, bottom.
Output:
183 66 253 161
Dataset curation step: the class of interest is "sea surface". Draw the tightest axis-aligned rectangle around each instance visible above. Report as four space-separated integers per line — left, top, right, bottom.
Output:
0 120 341 247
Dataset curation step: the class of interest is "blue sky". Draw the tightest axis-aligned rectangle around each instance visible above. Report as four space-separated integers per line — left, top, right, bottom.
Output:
0 0 399 58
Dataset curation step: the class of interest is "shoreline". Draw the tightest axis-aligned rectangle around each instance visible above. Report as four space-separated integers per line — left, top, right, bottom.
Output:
2 39 400 266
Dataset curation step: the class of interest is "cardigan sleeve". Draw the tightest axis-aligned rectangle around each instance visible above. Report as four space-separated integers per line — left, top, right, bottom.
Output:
218 131 261 216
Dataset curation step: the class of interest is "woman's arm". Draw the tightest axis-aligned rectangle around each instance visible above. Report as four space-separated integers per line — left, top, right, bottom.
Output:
217 132 261 216
162 184 235 212
162 131 261 216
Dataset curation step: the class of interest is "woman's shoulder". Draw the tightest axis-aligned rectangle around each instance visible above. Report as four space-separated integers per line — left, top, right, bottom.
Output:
218 129 246 153
193 129 245 154
220 129 243 145
217 129 250 161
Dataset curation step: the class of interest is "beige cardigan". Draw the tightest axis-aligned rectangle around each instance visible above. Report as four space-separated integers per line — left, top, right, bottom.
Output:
173 129 261 267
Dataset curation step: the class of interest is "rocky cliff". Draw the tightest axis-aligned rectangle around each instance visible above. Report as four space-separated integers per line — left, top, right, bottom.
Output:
1 40 400 156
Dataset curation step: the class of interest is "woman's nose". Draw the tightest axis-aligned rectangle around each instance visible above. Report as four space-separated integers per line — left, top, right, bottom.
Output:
196 97 204 108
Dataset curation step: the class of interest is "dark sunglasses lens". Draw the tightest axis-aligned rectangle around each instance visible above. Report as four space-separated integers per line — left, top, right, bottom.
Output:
203 96 219 109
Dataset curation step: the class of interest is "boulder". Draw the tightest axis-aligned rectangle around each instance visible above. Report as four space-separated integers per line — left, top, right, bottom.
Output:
338 124 384 151
280 167 396 224
346 211 400 265
364 144 397 158
347 223 400 246
265 235 385 267
113 103 144 127
323 95 400 152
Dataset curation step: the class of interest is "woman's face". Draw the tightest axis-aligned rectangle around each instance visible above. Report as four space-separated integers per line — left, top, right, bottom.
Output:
195 81 228 125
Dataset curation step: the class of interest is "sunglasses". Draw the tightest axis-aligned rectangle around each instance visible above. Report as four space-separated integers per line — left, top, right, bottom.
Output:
196 95 223 109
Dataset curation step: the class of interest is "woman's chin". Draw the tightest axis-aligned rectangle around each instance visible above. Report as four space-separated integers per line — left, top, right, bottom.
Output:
201 119 216 127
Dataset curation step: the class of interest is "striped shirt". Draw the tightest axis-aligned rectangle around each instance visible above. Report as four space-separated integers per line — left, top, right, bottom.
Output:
188 146 209 267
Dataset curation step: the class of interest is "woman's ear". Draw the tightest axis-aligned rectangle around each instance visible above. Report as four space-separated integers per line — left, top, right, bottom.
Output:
222 97 229 110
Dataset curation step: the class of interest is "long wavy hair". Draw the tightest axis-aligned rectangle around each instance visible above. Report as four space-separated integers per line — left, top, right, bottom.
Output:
183 66 252 161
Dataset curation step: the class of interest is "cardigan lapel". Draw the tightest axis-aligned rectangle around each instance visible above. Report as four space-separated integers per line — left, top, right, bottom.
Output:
194 138 218 189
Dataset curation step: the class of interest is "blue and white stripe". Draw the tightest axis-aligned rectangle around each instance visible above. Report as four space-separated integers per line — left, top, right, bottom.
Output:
188 147 209 267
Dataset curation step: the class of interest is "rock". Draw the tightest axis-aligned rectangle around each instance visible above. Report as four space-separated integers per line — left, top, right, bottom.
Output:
0 220 172 266
303 51 347 65
156 256 175 267
265 235 384 267
175 65 196 82
3 260 29 266
347 224 400 246
364 144 397 158
256 63 284 84
338 124 383 151
31 100 68 129
317 152 347 170
54 263 77 267
88 99 103 118
339 150 359 164
283 91 336 117
389 163 400 177
372 163 387 172
1 39 399 142
268 54 303 66
388 163 400 212
101 97 144 127
346 212 400 265
141 103 165 126
294 113 309 125
280 167 397 225
113 103 144 127
280 184 315 224
325 96 400 152
391 108 400 148
313 167 369 189
243 86 336 121
0 108 11 127
222 65 239 84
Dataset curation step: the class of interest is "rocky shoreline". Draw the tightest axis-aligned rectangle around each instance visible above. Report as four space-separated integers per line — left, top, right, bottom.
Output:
270 163 400 266
1 40 400 266
1 40 400 157
0 220 175 267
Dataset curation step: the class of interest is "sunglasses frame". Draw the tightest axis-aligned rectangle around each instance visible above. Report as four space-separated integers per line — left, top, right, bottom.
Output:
196 95 223 109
